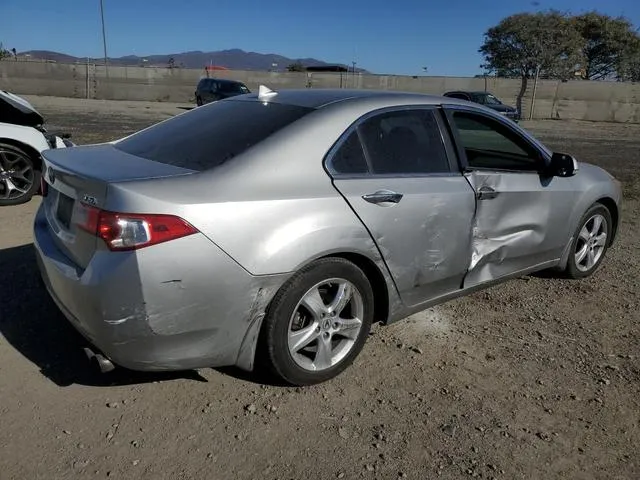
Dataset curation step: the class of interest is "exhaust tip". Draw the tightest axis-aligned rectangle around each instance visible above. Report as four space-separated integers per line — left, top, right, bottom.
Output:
83 347 115 373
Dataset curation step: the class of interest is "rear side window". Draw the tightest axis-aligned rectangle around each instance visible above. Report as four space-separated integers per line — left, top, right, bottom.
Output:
329 131 368 175
358 109 450 175
115 101 313 171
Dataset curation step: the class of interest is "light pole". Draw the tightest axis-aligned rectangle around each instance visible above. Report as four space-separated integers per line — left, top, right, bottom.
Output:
351 61 357 88
99 0 109 78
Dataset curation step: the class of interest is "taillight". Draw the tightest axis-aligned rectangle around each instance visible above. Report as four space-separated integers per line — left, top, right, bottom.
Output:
76 204 198 251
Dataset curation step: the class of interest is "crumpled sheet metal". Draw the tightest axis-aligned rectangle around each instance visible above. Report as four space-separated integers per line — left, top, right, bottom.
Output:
464 171 548 286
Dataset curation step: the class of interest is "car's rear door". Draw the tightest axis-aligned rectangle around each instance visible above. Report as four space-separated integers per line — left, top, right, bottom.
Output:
443 106 577 286
327 106 476 307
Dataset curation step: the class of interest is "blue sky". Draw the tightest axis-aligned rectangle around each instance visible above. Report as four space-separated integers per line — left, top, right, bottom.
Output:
1 0 638 76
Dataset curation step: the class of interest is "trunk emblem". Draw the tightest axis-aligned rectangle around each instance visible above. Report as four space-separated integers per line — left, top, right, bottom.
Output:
82 194 98 206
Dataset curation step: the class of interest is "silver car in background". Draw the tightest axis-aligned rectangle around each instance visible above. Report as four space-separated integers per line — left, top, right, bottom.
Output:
34 88 622 386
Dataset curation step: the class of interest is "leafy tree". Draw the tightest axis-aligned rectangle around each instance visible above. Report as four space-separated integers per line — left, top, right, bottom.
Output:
617 40 640 82
479 11 583 112
572 12 640 80
287 62 305 72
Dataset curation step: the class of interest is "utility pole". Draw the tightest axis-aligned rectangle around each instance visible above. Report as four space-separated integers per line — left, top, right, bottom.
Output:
352 61 357 88
99 0 109 78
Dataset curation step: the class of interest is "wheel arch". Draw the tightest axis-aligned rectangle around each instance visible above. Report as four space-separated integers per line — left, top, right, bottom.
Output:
0 138 43 170
235 250 393 373
322 251 390 325
595 197 619 245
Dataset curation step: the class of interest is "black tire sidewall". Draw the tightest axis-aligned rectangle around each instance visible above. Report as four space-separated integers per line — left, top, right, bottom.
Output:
0 143 40 206
566 203 612 279
262 258 374 386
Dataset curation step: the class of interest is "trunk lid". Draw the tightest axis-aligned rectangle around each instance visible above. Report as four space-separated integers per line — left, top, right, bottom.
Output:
41 144 194 269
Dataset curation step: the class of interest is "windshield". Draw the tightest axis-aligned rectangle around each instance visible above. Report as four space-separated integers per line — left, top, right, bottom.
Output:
115 100 313 171
219 81 249 93
473 93 502 105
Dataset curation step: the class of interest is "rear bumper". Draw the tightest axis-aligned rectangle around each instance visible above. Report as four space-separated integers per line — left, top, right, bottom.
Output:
33 204 288 371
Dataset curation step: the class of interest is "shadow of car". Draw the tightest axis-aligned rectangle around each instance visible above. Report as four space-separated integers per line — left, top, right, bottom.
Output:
0 243 207 386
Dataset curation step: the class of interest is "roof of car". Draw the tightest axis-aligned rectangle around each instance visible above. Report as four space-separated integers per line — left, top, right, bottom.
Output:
236 88 454 109
199 78 246 85
445 90 493 96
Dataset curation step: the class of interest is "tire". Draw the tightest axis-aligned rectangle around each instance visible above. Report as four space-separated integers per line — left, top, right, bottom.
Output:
259 257 374 386
0 143 41 206
196 96 203 106
563 203 612 279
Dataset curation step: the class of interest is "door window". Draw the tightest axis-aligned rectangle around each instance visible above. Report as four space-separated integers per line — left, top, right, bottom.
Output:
329 131 369 175
451 111 542 171
357 109 450 175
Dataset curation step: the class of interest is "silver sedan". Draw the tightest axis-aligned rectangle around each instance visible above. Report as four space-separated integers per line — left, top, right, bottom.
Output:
34 88 622 385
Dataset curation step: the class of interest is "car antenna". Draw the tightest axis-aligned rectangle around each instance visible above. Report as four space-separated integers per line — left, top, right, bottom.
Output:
258 85 277 100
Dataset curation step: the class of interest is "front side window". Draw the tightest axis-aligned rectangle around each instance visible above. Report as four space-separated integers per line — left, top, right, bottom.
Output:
357 109 450 175
451 111 541 171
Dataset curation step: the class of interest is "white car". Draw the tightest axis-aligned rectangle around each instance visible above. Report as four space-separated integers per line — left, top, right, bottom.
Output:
0 90 74 206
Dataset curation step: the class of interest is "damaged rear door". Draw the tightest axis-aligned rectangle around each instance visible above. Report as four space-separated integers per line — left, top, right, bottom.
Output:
327 106 476 307
444 107 576 286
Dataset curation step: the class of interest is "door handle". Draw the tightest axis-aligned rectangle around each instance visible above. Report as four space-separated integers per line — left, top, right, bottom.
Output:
476 186 498 200
362 190 404 205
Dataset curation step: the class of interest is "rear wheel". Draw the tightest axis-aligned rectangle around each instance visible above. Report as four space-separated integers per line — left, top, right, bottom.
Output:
0 143 40 206
563 203 612 279
196 96 203 106
259 258 374 386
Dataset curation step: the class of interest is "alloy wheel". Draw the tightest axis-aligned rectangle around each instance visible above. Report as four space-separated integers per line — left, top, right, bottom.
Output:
574 213 608 272
0 148 35 201
287 278 364 371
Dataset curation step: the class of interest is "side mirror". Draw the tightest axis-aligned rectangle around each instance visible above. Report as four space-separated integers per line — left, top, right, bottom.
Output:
549 152 578 177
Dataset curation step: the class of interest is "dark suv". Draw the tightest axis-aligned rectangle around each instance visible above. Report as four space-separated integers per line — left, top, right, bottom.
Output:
195 78 250 106
443 91 520 122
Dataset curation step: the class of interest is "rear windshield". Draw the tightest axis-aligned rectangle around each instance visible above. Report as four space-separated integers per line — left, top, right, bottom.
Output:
115 100 313 171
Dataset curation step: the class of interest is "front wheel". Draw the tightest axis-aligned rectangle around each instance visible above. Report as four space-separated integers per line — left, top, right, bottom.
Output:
563 203 612 279
259 258 374 386
0 143 41 206
196 96 203 106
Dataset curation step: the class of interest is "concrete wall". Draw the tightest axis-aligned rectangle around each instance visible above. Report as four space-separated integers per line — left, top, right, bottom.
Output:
2 60 640 123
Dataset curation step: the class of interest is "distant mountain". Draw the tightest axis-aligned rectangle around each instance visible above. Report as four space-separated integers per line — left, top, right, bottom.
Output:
19 49 368 72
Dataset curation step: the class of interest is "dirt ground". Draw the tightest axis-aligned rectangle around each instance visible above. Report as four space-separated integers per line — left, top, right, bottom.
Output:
1 96 638 480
